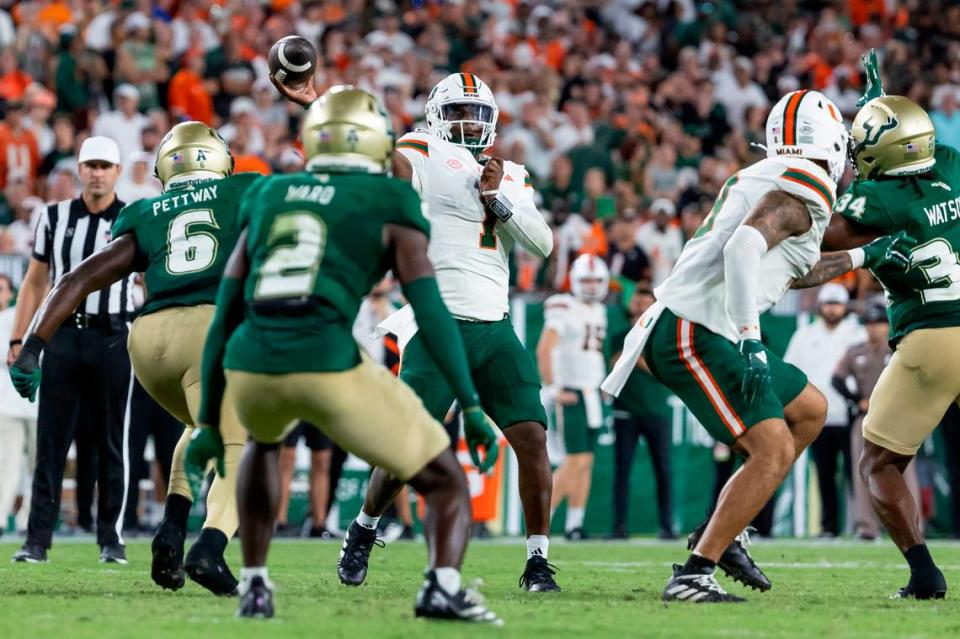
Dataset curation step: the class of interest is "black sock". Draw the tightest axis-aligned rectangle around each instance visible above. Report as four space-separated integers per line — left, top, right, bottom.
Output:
163 494 192 531
195 527 229 554
904 544 937 576
682 553 716 574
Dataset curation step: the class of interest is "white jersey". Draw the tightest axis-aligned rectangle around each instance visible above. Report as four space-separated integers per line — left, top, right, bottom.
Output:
655 157 836 343
396 130 551 321
543 294 607 390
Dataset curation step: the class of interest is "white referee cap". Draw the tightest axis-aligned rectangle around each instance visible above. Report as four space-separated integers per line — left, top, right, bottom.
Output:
78 136 121 165
817 282 850 305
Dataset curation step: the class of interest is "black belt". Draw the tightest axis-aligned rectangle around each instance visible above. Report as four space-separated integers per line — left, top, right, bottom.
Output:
69 312 129 331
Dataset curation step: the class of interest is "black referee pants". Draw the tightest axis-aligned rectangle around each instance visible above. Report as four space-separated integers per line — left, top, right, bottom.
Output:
26 322 133 549
612 412 673 535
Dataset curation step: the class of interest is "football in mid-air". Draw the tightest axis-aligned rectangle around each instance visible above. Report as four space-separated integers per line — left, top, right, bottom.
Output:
268 35 317 86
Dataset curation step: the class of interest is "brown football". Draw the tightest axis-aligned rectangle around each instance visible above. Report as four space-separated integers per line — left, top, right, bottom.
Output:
268 35 317 86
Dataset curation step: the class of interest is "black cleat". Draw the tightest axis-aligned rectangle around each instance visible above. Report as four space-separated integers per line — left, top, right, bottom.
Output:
564 527 589 541
100 543 127 565
415 570 502 624
519 555 561 592
893 568 948 600
238 576 274 619
11 543 47 563
185 537 239 596
337 521 383 586
151 520 186 590
687 524 770 592
663 564 746 603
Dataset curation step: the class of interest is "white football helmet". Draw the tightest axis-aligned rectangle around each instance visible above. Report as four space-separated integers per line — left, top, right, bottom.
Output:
570 254 610 303
425 72 498 151
766 90 848 182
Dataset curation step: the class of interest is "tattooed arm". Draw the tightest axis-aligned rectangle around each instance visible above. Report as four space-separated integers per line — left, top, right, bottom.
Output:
791 252 854 289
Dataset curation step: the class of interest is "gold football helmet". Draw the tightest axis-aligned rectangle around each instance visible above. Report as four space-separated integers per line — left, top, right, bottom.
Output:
850 96 936 179
301 85 393 173
154 121 234 189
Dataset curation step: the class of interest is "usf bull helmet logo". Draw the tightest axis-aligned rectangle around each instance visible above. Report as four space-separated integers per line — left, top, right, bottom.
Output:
851 96 935 179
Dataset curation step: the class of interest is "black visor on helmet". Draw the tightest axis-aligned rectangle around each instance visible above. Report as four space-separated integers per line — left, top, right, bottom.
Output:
441 103 494 123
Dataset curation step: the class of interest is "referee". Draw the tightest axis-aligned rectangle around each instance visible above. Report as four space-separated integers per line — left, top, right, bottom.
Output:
6 137 135 564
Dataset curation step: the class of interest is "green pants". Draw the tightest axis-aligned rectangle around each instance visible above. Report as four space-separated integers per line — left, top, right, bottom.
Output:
558 389 598 454
400 317 548 430
643 309 807 445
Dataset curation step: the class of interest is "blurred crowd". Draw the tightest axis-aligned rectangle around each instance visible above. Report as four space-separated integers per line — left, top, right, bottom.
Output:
0 0 956 303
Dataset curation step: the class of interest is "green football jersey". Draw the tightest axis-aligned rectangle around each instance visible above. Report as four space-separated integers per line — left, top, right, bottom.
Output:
836 144 960 342
112 172 260 316
223 170 429 374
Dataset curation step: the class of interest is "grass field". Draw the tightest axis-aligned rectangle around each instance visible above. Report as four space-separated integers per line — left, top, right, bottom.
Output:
2 538 960 638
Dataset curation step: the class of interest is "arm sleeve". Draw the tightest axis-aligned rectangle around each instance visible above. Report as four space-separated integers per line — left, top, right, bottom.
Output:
498 170 553 258
197 274 245 428
723 224 768 341
402 276 480 411
31 205 51 262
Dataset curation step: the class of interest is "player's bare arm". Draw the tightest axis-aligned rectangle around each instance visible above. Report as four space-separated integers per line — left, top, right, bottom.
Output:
392 151 414 182
26 234 138 342
742 190 813 246
6 257 49 365
791 251 855 289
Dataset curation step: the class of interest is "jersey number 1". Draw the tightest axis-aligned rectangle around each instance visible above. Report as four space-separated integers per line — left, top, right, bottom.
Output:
479 210 497 249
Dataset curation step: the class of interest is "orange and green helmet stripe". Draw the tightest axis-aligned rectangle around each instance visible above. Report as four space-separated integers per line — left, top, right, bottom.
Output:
460 73 479 96
782 90 809 146
396 139 428 157
781 167 835 210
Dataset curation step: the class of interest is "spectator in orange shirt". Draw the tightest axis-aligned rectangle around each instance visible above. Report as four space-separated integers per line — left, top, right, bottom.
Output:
168 48 214 125
0 101 39 189
0 49 31 102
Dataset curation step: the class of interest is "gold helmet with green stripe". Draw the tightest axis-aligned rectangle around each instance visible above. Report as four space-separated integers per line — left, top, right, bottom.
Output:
154 121 234 190
850 95 936 179
301 85 393 173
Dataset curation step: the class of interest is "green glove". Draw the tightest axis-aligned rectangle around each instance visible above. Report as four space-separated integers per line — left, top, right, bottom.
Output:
184 426 226 499
857 49 885 107
861 231 917 271
463 406 499 475
10 335 45 402
737 338 770 405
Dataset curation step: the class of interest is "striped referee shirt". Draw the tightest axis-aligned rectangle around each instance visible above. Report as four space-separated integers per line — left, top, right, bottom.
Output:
32 196 136 317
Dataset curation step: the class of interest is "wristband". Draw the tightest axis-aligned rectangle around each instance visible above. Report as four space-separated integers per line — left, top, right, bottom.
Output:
848 247 865 269
486 192 514 222
8 338 22 347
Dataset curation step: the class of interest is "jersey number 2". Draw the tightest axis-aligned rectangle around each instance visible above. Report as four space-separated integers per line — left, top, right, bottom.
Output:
254 212 327 300
166 209 219 275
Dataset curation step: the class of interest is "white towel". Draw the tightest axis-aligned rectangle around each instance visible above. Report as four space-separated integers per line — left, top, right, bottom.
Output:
600 301 665 397
373 304 419 351
582 387 604 429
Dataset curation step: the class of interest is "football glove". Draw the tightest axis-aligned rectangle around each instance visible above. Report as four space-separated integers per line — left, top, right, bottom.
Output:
857 49 885 108
463 406 499 475
861 231 917 271
10 335 45 402
184 426 226 499
737 338 770 405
